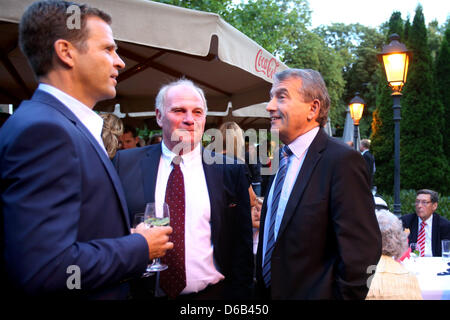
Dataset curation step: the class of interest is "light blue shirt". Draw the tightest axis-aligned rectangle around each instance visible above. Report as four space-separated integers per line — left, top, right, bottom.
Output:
262 127 319 266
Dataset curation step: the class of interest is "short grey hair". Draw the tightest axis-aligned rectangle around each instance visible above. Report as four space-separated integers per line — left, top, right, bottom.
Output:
273 68 330 127
155 78 208 114
376 209 408 259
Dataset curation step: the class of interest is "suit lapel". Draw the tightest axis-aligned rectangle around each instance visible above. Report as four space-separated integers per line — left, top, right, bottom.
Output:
431 213 440 256
142 144 162 204
276 128 327 240
202 150 223 246
33 90 131 227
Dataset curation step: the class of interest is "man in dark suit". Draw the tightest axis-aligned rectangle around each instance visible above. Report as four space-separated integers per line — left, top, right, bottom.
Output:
113 79 253 299
360 139 375 189
255 69 381 300
400 189 450 257
0 1 172 299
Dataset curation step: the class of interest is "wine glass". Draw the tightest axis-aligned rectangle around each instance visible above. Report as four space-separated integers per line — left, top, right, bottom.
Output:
409 243 419 261
131 213 155 278
144 202 170 272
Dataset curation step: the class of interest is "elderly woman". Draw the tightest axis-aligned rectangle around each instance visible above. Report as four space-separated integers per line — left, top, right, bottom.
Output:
366 209 423 300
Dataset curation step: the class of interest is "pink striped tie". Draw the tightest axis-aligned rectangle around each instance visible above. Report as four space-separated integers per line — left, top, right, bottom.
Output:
417 221 426 257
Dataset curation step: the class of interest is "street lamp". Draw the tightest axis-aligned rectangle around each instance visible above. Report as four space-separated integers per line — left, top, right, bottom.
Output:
377 33 412 217
349 92 365 151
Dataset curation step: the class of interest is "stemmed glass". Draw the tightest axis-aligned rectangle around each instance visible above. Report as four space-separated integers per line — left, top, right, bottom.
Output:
131 213 154 277
144 202 170 272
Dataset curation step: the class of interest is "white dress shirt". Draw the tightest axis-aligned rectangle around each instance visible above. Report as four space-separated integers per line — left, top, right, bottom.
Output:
38 83 107 156
155 142 224 295
418 215 433 257
262 126 319 266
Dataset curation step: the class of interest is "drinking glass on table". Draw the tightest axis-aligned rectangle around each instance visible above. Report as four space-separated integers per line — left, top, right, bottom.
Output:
144 202 170 272
442 240 450 260
410 243 419 261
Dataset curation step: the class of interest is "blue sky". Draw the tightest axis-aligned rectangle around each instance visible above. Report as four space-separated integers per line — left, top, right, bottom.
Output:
309 0 449 28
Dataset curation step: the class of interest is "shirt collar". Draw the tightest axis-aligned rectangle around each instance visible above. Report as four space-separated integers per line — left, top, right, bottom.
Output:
38 83 104 144
419 213 433 227
287 126 320 159
161 141 202 165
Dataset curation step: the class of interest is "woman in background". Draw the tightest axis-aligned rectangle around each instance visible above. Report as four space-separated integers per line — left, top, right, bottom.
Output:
366 209 422 300
100 113 124 159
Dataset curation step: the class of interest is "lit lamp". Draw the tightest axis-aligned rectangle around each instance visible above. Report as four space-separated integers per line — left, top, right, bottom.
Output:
377 33 411 217
349 93 365 151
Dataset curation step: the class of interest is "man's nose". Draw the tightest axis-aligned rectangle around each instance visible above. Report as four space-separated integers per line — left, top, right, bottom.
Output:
114 52 125 70
266 98 277 113
183 112 194 124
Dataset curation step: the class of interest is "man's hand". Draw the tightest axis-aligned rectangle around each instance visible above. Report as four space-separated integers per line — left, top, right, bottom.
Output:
135 224 173 260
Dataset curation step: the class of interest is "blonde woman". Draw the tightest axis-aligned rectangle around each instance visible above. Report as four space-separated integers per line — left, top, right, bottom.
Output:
100 113 124 159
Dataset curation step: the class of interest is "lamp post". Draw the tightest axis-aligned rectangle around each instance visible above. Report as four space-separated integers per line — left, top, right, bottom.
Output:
377 33 411 217
349 92 365 151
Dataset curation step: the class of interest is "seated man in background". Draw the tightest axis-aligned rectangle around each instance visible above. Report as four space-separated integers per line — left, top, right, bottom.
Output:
400 189 450 257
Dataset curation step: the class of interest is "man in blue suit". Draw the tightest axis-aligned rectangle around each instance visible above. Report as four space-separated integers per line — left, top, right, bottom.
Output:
0 0 173 299
113 79 253 299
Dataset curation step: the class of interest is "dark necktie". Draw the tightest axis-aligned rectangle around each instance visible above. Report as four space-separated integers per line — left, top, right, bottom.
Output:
262 145 292 287
160 156 186 298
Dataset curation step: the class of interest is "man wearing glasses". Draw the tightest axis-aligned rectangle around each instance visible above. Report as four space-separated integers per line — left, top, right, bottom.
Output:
400 189 450 257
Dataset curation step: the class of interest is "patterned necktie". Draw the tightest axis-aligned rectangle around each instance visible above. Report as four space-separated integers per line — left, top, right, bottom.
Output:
417 221 427 257
262 145 292 287
160 156 186 298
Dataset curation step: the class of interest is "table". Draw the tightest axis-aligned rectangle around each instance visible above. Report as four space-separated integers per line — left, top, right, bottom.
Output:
402 257 450 300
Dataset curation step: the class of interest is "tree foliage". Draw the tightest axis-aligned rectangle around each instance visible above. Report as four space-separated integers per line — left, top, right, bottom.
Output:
400 5 448 193
435 20 450 162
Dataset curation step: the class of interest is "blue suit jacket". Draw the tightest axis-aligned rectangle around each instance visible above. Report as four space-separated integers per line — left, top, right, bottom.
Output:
0 90 149 299
112 144 254 298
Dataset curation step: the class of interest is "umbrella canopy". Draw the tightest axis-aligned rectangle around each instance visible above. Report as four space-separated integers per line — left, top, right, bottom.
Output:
0 0 288 128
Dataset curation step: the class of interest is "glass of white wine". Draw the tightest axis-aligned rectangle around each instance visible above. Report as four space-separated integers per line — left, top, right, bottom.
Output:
144 202 170 272
131 213 154 278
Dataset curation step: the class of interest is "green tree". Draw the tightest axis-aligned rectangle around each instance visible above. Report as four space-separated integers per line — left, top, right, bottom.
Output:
435 20 450 169
401 5 448 193
371 11 404 194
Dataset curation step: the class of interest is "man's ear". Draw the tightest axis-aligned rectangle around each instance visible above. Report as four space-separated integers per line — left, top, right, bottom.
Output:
156 108 163 127
307 99 320 121
53 39 76 68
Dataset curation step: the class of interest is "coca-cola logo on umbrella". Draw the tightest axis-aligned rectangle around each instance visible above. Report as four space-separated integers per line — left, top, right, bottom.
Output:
255 49 280 79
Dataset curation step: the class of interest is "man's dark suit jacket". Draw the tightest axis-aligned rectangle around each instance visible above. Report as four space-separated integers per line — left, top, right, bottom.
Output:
400 212 450 256
256 128 382 300
112 144 253 299
0 90 149 299
362 150 375 187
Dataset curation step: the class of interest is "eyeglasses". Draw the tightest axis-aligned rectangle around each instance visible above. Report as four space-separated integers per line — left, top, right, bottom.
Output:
415 200 432 206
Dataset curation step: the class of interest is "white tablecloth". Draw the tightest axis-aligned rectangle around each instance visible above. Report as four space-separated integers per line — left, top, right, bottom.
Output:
402 257 450 300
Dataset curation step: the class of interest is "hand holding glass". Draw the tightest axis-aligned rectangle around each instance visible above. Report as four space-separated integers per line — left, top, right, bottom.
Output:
132 213 154 277
144 202 170 272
